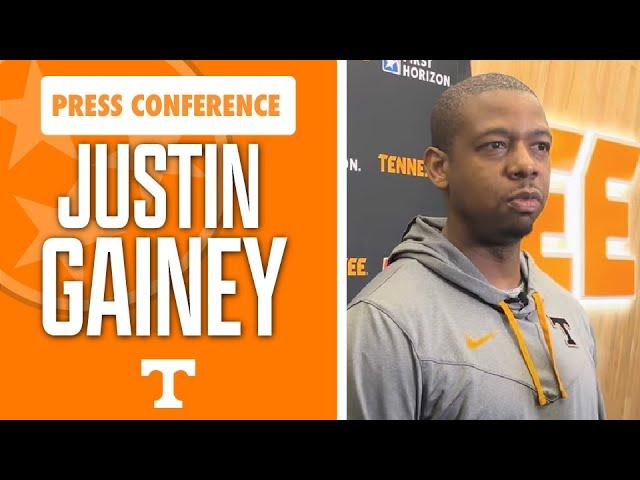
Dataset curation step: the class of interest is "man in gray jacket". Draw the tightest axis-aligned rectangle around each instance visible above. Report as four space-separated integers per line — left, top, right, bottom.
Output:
347 73 606 420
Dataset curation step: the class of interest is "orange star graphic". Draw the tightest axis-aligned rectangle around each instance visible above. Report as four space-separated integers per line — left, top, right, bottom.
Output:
0 61 76 169
14 196 105 273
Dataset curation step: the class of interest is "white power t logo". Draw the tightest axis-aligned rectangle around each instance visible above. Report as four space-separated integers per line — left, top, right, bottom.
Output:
141 359 196 409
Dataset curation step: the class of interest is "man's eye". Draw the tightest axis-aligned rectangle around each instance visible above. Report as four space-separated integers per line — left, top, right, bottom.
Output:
535 142 551 152
484 141 506 150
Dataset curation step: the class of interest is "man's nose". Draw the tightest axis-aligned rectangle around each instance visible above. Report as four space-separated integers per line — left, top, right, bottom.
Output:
506 142 538 180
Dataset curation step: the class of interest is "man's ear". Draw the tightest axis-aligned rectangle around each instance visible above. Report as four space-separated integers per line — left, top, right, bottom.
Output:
424 146 449 190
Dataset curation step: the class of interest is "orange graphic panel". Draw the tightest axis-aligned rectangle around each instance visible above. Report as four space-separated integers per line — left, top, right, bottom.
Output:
0 60 338 419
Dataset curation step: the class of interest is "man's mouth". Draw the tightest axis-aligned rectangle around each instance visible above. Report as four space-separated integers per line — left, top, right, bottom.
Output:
506 189 543 214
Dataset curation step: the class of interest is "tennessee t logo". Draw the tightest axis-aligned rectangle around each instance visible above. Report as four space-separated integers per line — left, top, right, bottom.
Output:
550 316 578 348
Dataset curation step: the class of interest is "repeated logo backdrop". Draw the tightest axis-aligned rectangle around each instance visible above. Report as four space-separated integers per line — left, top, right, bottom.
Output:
347 60 471 301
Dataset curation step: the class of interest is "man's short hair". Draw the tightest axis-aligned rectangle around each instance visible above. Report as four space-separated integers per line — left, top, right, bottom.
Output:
431 73 538 153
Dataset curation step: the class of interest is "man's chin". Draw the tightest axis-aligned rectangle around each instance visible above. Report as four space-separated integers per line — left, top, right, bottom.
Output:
504 217 535 240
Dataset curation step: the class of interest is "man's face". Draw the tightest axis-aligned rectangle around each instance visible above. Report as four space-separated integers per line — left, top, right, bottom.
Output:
446 89 551 245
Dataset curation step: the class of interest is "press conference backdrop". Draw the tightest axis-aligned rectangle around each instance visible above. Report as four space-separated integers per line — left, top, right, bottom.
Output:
347 60 471 301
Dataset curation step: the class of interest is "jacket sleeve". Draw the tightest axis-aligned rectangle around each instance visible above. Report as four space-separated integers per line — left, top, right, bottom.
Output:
347 301 422 420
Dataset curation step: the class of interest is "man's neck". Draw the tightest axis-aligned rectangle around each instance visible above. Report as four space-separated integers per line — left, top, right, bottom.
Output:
442 217 522 290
